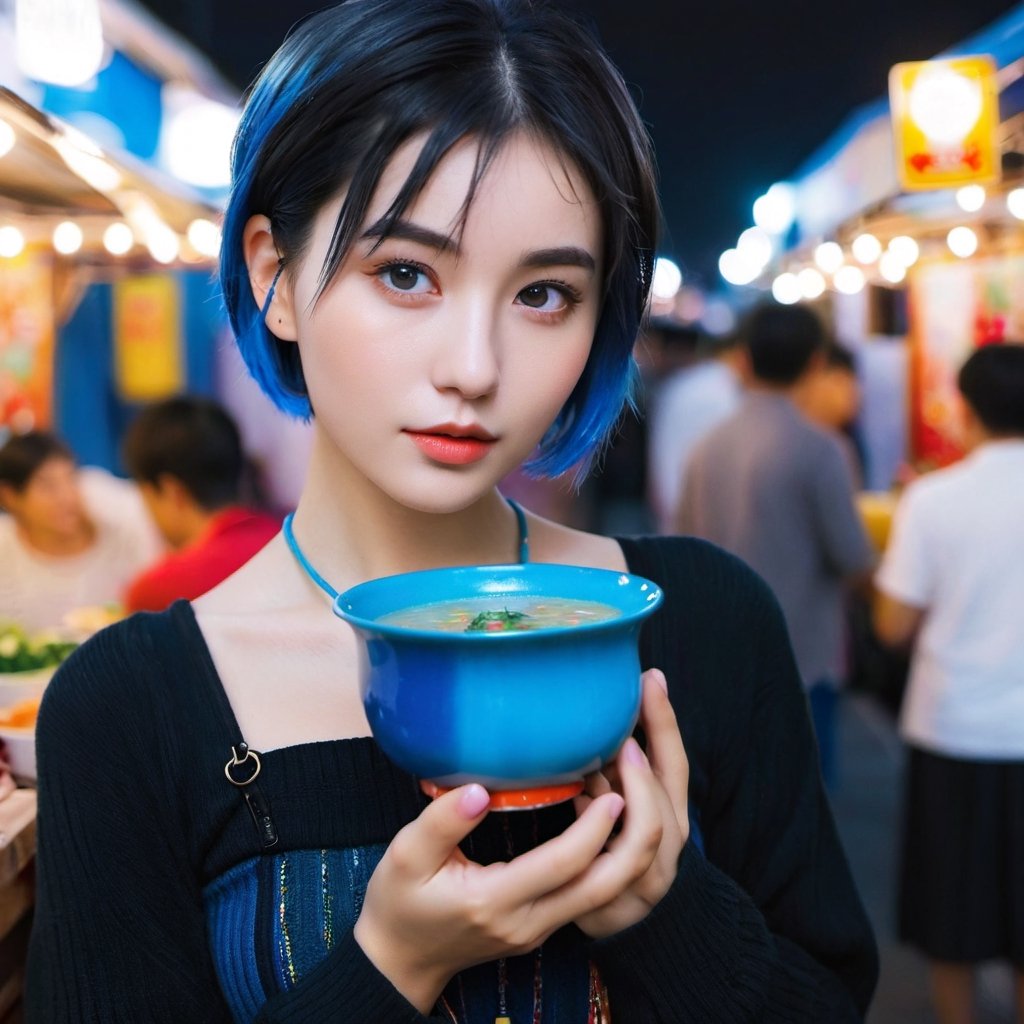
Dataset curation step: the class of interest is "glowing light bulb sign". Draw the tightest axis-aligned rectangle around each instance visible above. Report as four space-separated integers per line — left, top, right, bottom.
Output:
889 56 999 190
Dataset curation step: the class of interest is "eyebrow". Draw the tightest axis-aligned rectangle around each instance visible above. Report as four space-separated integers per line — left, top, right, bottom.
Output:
361 218 596 273
521 247 596 273
362 218 457 253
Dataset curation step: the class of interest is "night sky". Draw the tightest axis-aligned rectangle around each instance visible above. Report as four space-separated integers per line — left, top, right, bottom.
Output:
142 0 1020 286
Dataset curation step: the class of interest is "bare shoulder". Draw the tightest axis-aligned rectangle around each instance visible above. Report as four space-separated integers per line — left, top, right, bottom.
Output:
525 513 628 572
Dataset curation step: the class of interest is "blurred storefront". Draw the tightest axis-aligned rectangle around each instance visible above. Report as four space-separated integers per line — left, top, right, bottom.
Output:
0 83 224 469
0 0 312 505
0 0 235 467
732 4 1024 491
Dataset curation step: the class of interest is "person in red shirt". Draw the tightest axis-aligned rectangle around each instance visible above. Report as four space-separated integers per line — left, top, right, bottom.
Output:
121 396 281 612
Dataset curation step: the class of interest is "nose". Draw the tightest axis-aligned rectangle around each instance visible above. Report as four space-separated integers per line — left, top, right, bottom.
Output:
430 303 500 400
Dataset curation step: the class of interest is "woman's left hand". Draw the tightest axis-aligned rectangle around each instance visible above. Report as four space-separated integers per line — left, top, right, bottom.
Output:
572 668 689 938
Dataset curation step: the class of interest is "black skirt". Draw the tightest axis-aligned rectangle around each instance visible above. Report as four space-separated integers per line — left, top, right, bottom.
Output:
898 745 1024 965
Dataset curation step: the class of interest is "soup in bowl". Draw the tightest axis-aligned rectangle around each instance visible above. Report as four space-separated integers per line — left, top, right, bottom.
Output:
334 563 662 809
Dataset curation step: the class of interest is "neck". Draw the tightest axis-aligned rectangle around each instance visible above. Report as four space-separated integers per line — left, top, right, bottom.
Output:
749 375 815 406
966 430 1024 453
16 515 95 557
175 505 226 549
288 429 523 592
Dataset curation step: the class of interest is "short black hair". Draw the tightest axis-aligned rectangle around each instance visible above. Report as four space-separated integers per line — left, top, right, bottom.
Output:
646 316 702 350
122 397 244 510
0 431 75 492
957 343 1024 436
824 343 856 374
743 302 826 385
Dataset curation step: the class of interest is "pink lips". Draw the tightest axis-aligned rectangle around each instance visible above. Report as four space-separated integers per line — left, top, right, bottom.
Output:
404 423 497 466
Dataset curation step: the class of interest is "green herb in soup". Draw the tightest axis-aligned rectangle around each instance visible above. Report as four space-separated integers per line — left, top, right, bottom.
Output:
465 609 533 633
379 596 621 633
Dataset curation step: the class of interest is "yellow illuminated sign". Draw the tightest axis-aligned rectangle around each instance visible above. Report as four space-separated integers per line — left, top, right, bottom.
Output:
889 56 999 190
113 275 183 401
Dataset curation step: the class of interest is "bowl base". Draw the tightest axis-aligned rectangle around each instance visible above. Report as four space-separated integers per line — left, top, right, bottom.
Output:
420 779 584 811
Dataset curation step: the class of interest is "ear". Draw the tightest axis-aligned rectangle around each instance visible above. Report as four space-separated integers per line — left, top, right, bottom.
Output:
155 474 192 509
243 215 298 342
0 482 17 514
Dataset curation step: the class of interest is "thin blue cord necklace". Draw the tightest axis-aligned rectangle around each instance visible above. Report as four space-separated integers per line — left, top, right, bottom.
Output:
282 498 530 599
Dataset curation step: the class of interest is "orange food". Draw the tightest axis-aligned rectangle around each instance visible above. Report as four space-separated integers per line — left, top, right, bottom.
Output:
0 698 41 729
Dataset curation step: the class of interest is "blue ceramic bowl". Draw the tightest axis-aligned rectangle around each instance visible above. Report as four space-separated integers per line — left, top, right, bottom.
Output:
334 563 662 808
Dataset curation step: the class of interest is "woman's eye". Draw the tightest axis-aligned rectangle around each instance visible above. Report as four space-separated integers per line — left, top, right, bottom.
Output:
378 263 433 294
516 284 567 313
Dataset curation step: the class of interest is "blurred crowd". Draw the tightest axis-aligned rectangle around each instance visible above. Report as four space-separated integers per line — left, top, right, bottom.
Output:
0 396 280 637
1 302 1022 1024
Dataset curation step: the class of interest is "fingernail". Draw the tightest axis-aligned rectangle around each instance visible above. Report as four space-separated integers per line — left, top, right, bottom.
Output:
606 794 625 821
626 738 648 768
459 784 491 818
653 670 668 695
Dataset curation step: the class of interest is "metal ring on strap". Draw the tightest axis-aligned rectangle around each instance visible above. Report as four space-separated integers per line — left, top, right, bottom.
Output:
224 746 262 786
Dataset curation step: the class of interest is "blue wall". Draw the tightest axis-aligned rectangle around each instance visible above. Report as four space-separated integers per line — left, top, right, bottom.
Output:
54 269 224 474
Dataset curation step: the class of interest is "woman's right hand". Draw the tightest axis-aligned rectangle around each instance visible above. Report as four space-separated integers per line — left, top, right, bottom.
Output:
352 782 626 1013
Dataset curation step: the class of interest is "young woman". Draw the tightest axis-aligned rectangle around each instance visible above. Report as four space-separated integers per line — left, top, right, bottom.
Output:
26 2 878 1021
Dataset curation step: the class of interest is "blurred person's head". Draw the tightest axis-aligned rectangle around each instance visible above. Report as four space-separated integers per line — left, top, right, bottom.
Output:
0 431 89 541
743 302 826 387
122 397 245 548
957 343 1024 450
802 343 861 431
639 317 702 377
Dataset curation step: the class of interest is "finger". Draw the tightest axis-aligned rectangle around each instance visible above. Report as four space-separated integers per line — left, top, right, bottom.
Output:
638 670 689 824
607 737 665 863
497 791 624 900
388 783 491 878
532 746 663 923
584 771 613 799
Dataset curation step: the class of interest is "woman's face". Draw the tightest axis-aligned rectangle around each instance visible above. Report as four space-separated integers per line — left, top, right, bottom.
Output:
274 132 603 512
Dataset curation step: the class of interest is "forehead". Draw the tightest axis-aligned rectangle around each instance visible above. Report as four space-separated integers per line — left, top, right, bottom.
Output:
367 131 601 249
29 457 75 483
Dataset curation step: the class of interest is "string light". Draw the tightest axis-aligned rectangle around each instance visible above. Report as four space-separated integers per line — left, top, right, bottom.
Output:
879 251 907 284
771 272 801 305
0 226 25 258
814 241 844 274
955 185 986 212
851 233 882 265
187 218 221 257
834 266 866 295
797 267 826 299
887 235 919 267
946 226 978 258
15 0 104 87
103 223 134 256
53 221 83 254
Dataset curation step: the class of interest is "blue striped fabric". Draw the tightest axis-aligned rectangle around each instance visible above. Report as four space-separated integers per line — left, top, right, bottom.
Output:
204 845 387 1024
204 817 704 1022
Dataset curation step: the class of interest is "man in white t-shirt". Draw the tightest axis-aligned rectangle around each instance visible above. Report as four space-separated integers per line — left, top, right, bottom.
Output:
874 343 1024 1024
0 432 158 635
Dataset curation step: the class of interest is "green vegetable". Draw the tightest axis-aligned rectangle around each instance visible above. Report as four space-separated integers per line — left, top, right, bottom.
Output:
464 608 534 633
0 623 77 674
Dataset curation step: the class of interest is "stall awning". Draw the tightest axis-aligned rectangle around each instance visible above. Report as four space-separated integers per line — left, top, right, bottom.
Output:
0 89 121 217
0 85 220 263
